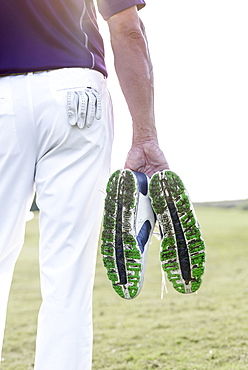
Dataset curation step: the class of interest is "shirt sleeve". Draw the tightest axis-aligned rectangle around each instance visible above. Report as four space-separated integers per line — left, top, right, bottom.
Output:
97 0 146 21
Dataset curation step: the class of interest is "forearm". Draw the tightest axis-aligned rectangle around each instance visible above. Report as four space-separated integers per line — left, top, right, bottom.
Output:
108 7 158 145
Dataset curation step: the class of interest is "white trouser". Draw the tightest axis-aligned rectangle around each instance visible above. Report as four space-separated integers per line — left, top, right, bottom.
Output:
0 68 114 369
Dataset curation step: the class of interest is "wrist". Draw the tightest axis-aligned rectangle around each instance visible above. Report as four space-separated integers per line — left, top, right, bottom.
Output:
132 126 158 146
131 136 159 147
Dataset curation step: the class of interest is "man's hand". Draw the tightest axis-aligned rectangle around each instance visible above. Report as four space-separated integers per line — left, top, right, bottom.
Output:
124 140 169 178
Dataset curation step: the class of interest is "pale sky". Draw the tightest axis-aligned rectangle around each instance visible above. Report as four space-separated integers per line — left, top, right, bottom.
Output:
98 1 248 202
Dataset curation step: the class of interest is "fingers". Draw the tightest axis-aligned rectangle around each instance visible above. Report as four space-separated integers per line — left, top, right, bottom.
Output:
77 90 88 129
67 90 79 127
67 87 102 129
124 143 170 178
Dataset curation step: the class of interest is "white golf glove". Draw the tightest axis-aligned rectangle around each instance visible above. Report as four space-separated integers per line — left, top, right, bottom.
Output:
67 87 101 129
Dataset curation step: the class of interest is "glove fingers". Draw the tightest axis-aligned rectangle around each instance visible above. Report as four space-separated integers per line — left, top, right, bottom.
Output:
85 90 96 128
67 91 79 126
67 88 101 129
77 91 87 129
91 89 102 120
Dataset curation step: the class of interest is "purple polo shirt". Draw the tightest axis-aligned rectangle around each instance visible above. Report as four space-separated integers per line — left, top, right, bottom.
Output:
0 0 145 77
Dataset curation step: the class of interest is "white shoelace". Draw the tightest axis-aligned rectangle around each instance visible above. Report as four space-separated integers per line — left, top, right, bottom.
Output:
160 264 168 299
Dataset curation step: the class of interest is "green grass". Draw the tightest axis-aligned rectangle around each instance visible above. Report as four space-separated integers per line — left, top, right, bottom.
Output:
1 207 248 369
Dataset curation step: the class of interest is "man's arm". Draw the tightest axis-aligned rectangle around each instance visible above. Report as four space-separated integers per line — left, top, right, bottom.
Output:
107 6 169 177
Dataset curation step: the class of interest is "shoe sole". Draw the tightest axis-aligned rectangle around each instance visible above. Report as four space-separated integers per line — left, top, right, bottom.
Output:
149 170 205 294
101 169 145 299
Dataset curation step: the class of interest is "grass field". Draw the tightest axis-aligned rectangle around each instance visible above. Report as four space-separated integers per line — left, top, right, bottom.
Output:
1 206 248 369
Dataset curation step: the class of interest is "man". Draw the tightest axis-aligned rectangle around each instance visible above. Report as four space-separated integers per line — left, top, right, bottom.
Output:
0 0 168 369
